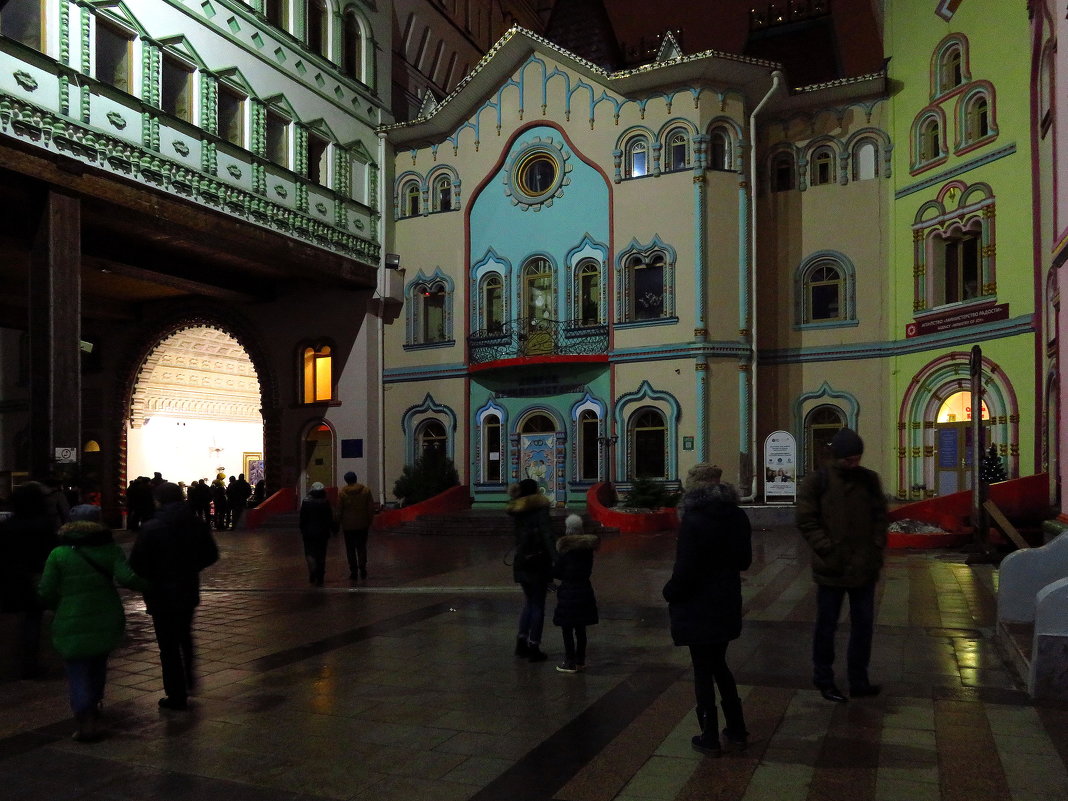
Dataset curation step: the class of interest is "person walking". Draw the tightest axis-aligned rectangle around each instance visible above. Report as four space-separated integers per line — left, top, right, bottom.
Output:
796 427 888 702
507 478 555 662
0 482 59 678
37 504 147 742
227 474 252 530
299 482 335 586
552 514 599 674
663 464 752 756
336 472 374 580
129 482 219 711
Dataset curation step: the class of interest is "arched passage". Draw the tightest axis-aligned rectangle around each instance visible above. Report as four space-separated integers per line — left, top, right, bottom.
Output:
125 326 263 488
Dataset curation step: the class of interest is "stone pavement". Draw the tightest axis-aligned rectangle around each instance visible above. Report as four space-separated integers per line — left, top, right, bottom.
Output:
1 521 1067 801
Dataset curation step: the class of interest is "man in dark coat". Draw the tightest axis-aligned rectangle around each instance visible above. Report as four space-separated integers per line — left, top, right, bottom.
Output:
299 482 335 586
663 464 752 756
226 474 252 530
129 482 219 710
796 427 888 703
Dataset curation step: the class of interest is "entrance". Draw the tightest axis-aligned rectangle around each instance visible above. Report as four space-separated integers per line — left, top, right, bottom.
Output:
126 326 263 486
519 413 557 499
934 391 990 495
303 423 335 491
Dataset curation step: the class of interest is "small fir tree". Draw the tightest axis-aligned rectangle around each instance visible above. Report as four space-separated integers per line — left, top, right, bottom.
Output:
392 451 460 506
979 443 1007 484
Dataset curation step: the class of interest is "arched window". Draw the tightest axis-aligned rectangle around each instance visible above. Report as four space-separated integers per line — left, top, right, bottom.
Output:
523 258 554 326
302 344 333 403
918 116 942 163
625 136 649 178
810 147 835 186
578 410 600 481
400 179 421 218
625 253 665 321
343 10 364 81
1 0 44 51
665 128 690 172
804 262 844 322
577 260 601 326
933 228 982 305
939 45 963 92
853 140 877 181
481 273 504 332
804 406 845 473
771 151 794 192
482 414 502 483
432 174 453 212
709 129 731 172
305 0 328 57
964 93 990 142
417 281 447 343
630 408 666 479
417 420 447 458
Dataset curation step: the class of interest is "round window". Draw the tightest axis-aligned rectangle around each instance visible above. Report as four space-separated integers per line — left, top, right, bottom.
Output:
517 152 557 198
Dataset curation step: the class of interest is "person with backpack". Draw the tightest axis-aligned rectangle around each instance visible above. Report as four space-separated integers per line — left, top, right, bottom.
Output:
129 483 219 711
507 478 555 662
796 427 888 703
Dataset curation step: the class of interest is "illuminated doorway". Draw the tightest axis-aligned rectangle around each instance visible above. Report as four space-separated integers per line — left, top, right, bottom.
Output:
126 327 263 487
303 422 335 491
934 391 990 495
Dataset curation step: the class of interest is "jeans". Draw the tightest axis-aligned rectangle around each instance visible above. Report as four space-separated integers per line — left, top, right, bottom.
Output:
689 642 747 739
517 581 548 646
65 654 108 716
152 605 196 701
343 528 369 576
813 582 876 688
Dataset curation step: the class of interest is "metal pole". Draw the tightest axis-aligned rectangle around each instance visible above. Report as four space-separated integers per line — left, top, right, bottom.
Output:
970 345 986 551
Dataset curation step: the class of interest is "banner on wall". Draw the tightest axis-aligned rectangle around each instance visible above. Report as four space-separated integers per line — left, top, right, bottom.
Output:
763 430 797 503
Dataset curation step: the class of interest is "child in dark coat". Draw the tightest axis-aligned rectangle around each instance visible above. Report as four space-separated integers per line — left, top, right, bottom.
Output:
552 514 600 673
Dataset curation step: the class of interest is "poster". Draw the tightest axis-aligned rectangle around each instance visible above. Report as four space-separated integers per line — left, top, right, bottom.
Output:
763 430 797 502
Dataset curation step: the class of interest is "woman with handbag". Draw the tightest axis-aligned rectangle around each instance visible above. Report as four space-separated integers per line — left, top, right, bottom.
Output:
37 504 148 742
507 478 555 662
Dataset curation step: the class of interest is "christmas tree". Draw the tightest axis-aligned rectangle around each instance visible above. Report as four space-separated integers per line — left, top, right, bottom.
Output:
979 443 1007 484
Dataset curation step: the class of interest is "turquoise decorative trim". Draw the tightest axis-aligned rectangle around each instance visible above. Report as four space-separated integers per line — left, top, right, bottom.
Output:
383 363 468 382
613 380 680 482
794 250 857 326
895 143 1016 199
404 268 454 346
613 317 679 330
401 393 457 463
792 381 860 457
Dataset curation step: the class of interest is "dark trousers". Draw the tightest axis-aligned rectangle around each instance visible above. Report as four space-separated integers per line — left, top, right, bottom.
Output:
517 581 548 646
561 625 588 665
64 654 108 716
688 642 747 739
151 605 196 701
813 582 876 688
230 504 245 530
304 537 328 585
343 528 369 576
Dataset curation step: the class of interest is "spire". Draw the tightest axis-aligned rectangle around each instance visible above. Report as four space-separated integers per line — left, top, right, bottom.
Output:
543 0 623 71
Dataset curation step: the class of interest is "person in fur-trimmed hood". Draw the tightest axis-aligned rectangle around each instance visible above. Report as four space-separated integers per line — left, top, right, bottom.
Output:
507 478 555 662
552 514 599 673
37 505 148 742
663 464 752 757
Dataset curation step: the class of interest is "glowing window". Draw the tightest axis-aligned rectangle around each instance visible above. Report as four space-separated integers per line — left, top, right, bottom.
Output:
302 345 333 403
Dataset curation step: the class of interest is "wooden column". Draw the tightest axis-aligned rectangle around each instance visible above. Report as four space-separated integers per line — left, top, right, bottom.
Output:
28 189 81 478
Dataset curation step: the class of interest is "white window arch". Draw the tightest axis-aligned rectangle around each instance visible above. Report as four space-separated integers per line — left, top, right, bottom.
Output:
624 135 650 179
664 127 690 172
852 140 877 181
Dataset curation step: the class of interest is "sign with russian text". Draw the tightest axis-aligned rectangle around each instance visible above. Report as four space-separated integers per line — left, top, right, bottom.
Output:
763 430 796 502
905 303 1008 338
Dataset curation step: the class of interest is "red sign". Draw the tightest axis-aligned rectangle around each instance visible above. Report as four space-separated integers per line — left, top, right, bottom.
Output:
905 303 1008 338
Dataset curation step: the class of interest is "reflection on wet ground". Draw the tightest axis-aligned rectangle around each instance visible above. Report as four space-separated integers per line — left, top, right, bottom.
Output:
1 523 1067 800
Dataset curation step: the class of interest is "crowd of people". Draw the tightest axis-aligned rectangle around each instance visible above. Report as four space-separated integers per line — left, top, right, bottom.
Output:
1 426 887 757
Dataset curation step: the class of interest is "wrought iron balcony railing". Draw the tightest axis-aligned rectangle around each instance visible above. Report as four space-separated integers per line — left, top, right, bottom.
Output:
468 317 609 364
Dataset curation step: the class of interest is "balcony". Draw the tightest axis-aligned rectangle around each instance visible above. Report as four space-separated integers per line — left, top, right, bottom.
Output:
468 317 609 369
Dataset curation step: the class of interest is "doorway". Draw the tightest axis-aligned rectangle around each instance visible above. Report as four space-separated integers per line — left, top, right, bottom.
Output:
934 391 990 495
303 423 335 491
519 413 557 499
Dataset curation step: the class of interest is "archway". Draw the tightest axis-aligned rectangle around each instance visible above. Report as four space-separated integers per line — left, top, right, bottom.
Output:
302 421 335 493
126 326 263 488
518 412 558 498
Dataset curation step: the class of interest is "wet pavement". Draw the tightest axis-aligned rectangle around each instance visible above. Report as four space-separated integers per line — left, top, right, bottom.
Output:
1 521 1067 800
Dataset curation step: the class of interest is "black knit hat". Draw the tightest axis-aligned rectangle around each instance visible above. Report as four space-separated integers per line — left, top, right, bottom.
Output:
831 428 864 459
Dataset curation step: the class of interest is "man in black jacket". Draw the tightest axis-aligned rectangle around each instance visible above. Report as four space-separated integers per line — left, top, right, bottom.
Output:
130 483 218 710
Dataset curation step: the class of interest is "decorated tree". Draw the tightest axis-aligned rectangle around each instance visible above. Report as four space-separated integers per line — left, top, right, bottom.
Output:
979 443 1007 484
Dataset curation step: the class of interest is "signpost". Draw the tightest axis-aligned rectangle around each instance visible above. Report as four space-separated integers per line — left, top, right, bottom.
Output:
763 430 797 503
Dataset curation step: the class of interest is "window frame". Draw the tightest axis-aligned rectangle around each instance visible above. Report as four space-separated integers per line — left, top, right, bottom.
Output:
577 409 600 482
1 0 45 52
575 260 602 326
307 131 331 186
480 273 505 333
161 52 196 123
301 343 334 404
217 83 247 148
771 151 795 192
95 17 135 93
663 127 690 173
265 108 291 168
809 146 835 186
399 178 422 218
624 135 650 179
628 407 667 480
305 0 329 58
481 413 503 484
795 252 858 329
708 128 732 172
343 10 365 83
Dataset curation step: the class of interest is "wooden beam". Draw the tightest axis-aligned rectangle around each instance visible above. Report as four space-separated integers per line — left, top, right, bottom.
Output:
982 500 1030 550
83 255 262 304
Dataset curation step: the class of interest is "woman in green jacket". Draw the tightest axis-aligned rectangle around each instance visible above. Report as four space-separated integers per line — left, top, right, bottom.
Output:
37 505 147 742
